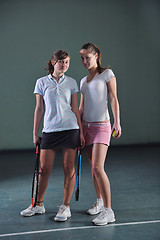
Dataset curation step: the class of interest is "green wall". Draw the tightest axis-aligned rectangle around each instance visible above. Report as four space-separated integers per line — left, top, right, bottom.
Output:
0 0 160 150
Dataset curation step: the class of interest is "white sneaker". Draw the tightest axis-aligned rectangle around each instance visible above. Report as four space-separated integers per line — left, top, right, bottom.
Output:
87 199 103 215
54 205 71 222
92 208 116 226
20 204 45 217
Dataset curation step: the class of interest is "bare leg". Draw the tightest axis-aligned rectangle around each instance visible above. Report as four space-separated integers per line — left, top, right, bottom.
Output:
37 149 57 205
86 145 101 199
62 148 76 207
92 143 111 208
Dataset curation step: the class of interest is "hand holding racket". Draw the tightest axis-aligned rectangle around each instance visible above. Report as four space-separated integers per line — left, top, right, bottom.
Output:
31 138 41 207
75 148 81 201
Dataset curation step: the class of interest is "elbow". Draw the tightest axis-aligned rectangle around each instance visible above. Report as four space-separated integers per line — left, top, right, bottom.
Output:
79 108 83 120
110 95 118 104
79 106 84 115
35 106 44 116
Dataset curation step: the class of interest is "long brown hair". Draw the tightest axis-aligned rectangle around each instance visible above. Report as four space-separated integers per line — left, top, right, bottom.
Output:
46 49 70 74
80 43 110 74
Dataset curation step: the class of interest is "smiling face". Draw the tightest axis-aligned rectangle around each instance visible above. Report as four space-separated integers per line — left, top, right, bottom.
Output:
52 56 70 75
80 49 98 71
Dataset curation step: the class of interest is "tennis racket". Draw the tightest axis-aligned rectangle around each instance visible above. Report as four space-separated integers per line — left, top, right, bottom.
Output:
75 148 81 201
31 139 41 207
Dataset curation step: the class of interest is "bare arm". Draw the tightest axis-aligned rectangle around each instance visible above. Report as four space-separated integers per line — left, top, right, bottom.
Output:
79 93 84 121
71 93 85 147
33 94 45 146
107 77 121 138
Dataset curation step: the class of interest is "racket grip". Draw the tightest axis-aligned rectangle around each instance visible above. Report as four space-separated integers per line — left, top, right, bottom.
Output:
36 144 40 155
75 189 79 201
36 137 41 155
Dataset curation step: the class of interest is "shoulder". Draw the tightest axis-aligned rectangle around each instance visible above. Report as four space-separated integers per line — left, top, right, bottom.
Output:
36 75 48 85
101 69 115 82
65 75 77 84
102 69 115 77
79 76 87 90
34 75 49 95
80 76 87 85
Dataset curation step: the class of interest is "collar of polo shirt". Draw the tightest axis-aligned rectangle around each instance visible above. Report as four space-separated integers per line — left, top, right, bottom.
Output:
48 74 65 84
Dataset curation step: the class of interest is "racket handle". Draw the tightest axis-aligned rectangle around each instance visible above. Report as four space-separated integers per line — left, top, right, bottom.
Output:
36 137 41 155
36 144 40 155
75 189 79 201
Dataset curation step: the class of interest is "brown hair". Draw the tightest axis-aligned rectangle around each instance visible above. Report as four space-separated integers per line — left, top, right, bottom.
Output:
80 43 110 74
46 49 70 74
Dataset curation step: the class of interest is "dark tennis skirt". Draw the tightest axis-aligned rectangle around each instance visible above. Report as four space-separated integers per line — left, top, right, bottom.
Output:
40 129 80 150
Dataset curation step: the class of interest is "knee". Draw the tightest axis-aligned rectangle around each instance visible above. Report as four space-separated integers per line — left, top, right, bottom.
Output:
63 162 74 176
39 166 50 177
92 164 103 177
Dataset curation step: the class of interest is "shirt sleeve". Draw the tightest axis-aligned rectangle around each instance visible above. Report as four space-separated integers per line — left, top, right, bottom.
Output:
104 69 115 83
80 79 83 90
33 79 44 96
80 77 86 94
71 79 79 95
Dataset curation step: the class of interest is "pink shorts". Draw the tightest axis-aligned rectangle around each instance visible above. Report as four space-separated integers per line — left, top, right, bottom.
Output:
82 121 112 146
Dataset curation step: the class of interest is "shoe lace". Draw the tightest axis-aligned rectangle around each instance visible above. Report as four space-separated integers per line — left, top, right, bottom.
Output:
28 205 34 210
97 209 106 220
92 200 101 208
58 205 66 215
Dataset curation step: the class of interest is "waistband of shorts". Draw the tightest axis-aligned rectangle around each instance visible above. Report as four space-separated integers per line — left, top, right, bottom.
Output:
82 120 111 127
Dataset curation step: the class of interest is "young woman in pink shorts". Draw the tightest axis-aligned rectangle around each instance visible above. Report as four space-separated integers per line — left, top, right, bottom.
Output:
79 43 121 226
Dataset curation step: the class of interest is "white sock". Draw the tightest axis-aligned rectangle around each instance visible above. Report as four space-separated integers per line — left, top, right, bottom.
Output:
104 207 113 212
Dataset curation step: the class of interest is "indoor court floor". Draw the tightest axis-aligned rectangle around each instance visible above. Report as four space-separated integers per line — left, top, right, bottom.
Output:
0 144 160 240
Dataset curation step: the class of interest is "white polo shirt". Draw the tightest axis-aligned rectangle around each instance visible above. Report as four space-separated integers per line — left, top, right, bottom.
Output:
80 69 115 122
34 74 79 133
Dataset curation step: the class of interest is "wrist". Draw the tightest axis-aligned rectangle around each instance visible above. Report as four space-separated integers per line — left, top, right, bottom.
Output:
114 119 120 126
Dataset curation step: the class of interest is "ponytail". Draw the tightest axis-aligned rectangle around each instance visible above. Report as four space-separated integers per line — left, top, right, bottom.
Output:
46 60 54 74
96 47 103 74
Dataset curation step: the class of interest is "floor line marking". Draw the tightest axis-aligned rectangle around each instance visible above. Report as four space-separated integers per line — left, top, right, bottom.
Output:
0 220 160 238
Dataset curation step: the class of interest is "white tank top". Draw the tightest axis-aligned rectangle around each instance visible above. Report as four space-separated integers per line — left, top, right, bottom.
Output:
80 69 115 122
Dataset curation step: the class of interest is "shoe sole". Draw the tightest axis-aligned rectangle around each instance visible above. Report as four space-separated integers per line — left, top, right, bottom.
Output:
87 211 102 215
54 215 71 222
87 209 103 215
92 218 116 226
21 211 45 217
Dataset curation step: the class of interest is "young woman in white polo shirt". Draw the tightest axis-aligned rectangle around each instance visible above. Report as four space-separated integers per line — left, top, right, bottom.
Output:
21 50 85 221
79 43 121 226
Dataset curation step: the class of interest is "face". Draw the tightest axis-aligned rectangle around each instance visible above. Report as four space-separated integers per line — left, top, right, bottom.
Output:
80 49 98 70
52 56 70 74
